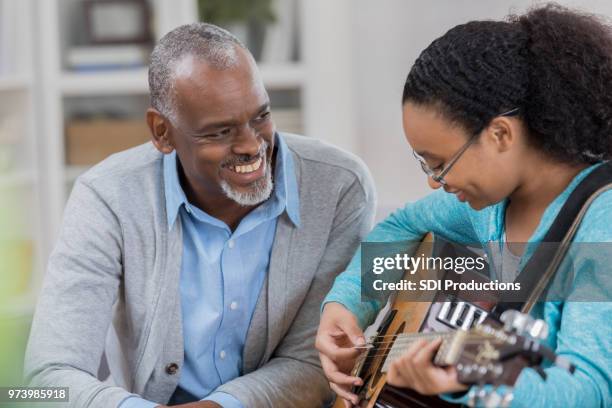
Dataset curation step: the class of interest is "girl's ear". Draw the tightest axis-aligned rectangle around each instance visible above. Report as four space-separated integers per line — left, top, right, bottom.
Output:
484 116 516 153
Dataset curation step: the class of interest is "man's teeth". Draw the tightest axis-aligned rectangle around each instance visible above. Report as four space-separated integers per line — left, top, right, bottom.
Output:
232 157 263 174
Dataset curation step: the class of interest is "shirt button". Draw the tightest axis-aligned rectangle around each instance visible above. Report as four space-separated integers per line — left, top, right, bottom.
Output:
220 350 226 359
228 240 235 249
165 362 179 375
230 301 238 310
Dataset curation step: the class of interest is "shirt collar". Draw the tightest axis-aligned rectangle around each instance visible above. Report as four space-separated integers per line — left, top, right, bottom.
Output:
163 132 300 229
273 132 300 226
163 150 188 228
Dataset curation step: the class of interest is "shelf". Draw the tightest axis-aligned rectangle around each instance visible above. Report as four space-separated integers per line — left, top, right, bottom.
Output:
0 171 36 189
0 75 31 92
60 68 149 96
60 63 305 96
259 63 305 88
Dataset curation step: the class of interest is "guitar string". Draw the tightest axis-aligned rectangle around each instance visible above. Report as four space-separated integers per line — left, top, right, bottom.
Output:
364 336 507 353
367 332 454 344
368 332 458 339
364 329 497 340
359 343 508 362
356 339 508 361
356 342 504 362
367 336 505 348
364 349 496 367
366 333 505 347
358 340 504 358
333 332 452 346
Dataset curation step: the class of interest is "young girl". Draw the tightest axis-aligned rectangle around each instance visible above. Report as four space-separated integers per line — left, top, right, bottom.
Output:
316 4 612 407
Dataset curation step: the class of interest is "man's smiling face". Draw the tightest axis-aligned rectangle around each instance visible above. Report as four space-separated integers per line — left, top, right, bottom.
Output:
165 47 276 207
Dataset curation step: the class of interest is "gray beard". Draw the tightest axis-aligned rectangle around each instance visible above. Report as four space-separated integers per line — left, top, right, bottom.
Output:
219 156 274 206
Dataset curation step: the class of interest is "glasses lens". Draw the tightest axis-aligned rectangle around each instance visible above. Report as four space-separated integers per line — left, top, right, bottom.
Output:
419 160 430 175
414 150 446 184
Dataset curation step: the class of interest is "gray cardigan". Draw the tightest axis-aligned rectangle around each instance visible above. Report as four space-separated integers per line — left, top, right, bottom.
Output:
24 134 376 408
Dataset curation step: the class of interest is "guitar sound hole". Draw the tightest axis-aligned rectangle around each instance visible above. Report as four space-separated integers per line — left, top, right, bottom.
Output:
357 373 372 398
371 322 406 387
354 309 397 398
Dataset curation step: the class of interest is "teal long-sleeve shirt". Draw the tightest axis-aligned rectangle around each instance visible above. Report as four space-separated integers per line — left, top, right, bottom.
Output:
323 163 612 407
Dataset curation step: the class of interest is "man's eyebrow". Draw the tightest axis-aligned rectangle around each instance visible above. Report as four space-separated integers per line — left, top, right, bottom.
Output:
194 119 237 132
253 102 270 115
194 102 271 133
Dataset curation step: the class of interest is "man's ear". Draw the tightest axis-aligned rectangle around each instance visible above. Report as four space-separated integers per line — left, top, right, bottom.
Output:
146 108 174 154
485 116 515 153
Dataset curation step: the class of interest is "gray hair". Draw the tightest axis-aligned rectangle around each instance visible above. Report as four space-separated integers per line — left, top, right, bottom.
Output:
148 22 246 121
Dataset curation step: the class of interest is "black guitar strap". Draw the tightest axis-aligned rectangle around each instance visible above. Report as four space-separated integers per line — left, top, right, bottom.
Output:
493 161 612 317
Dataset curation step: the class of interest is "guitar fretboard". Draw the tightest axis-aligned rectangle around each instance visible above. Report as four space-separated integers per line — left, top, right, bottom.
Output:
380 331 456 373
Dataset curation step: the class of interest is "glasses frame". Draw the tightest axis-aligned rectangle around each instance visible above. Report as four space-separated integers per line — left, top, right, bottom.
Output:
412 107 520 185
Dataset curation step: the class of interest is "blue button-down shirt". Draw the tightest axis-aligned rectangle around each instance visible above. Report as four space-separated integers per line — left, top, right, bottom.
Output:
120 134 299 408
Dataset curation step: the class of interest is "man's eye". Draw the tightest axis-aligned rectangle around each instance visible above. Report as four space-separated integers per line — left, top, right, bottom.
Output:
204 128 231 138
255 111 271 122
431 164 444 172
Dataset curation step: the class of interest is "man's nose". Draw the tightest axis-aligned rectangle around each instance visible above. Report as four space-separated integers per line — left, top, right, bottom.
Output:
232 125 260 157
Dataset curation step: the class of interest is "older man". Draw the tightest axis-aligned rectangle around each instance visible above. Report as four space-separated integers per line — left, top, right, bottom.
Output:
25 23 375 408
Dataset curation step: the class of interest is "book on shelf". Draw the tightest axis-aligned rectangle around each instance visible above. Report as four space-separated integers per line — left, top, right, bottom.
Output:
66 45 149 72
65 118 150 165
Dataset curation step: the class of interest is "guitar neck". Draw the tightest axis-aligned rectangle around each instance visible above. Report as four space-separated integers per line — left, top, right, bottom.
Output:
380 331 456 373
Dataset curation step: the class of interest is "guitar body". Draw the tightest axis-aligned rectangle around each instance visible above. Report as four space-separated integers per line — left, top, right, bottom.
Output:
330 233 577 407
332 235 496 408
330 299 430 407
331 294 466 407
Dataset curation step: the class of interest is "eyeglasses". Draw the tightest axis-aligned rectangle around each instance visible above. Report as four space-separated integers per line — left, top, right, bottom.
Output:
412 107 520 185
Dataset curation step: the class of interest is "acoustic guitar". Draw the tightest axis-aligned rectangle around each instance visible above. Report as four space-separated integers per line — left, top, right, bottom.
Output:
331 234 575 408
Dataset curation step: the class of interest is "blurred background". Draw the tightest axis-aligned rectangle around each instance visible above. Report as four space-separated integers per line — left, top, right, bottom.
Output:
1 0 611 389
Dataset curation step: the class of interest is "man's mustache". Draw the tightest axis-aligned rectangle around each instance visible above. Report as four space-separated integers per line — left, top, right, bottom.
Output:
222 140 269 167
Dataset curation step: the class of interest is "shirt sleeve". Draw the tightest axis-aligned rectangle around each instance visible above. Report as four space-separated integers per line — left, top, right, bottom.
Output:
117 396 159 408
116 392 244 408
203 391 244 408
322 188 478 328
443 194 612 407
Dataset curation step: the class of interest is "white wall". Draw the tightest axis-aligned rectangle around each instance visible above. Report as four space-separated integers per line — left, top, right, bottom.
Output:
350 0 612 218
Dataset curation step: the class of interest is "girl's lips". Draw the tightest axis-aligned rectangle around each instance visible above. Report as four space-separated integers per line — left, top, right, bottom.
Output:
456 191 466 202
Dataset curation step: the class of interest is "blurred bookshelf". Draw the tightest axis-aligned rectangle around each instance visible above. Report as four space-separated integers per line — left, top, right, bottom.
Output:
45 0 341 197
0 0 41 323
0 171 36 189
60 68 150 95
1 0 354 323
59 63 305 95
0 76 32 92
54 0 309 184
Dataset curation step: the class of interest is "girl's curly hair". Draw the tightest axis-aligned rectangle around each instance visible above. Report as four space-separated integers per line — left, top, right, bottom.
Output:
403 3 612 164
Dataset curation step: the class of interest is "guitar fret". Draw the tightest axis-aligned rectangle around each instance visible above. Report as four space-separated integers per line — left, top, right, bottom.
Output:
380 332 455 373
